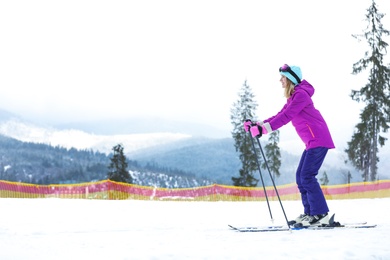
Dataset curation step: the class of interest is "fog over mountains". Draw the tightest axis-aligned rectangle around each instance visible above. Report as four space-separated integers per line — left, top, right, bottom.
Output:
1 109 389 186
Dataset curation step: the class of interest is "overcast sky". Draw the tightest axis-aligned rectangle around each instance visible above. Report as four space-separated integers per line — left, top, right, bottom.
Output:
1 0 390 149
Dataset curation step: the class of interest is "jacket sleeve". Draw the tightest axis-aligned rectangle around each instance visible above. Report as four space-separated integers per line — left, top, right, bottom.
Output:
264 90 311 131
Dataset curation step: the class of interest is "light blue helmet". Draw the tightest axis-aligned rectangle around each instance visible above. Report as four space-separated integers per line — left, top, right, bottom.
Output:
279 64 302 85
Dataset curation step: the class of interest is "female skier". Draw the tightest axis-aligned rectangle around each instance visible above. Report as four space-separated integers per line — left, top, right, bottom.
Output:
244 64 335 227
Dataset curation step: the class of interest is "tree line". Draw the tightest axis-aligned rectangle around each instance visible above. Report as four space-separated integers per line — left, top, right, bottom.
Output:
0 134 208 187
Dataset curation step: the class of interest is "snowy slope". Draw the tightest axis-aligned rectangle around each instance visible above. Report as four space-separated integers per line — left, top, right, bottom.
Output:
0 198 388 259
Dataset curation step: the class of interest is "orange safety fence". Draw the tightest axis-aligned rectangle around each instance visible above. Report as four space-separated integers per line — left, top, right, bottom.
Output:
0 179 389 201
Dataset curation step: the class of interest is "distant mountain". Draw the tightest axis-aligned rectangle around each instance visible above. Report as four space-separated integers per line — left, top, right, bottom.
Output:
0 109 215 187
1 108 389 186
0 134 213 187
130 137 241 184
0 117 192 154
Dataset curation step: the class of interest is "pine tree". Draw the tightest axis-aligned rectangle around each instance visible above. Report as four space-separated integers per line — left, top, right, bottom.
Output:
264 130 281 180
230 80 259 187
345 0 390 182
107 144 133 183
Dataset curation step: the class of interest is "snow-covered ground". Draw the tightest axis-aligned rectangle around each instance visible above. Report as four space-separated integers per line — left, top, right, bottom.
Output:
0 198 389 260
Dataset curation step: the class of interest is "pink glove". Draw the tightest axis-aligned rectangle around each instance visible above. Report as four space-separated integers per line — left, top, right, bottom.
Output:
250 124 262 138
250 124 267 138
243 120 252 132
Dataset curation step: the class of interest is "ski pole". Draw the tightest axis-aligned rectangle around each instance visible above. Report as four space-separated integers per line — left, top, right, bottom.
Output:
255 137 290 228
248 132 273 222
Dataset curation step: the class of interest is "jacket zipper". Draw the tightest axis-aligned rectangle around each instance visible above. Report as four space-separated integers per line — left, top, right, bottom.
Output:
307 124 315 138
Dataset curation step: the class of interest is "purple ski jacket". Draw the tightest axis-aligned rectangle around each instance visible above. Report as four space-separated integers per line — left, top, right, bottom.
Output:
264 80 335 150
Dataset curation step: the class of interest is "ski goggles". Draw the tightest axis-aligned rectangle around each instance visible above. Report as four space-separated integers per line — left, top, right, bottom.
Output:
279 64 301 84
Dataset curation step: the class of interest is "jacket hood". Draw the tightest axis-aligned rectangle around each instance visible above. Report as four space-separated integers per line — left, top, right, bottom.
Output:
295 80 314 97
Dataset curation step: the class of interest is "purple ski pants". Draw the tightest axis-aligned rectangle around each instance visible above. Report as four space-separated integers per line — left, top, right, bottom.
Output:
296 147 329 216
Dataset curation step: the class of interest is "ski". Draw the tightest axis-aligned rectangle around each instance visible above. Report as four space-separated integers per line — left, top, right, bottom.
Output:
228 223 376 232
291 214 375 230
292 223 377 230
229 214 375 232
228 224 290 232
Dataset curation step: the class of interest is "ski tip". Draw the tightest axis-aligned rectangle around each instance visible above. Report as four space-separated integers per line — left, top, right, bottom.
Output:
228 225 239 231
